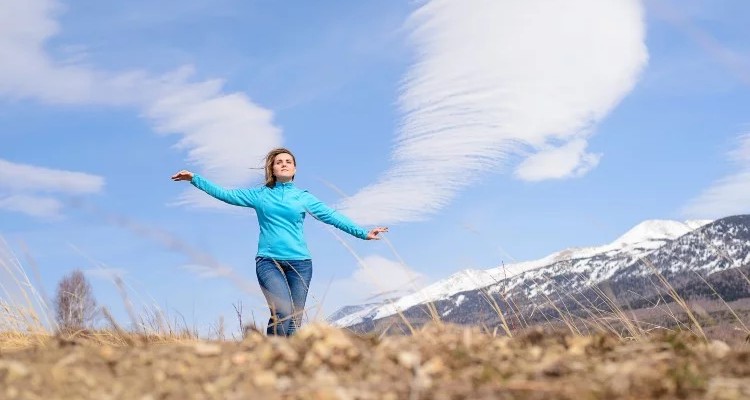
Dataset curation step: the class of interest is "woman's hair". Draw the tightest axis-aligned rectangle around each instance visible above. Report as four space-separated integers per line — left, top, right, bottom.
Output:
264 147 296 188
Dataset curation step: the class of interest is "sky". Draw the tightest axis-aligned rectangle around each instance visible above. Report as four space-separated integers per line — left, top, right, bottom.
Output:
2 0 749 335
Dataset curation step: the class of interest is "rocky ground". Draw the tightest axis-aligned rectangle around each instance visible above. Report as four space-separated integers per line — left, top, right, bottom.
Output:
1 324 749 400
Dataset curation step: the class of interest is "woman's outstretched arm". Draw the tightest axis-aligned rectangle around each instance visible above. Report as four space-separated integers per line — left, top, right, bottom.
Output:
171 170 259 208
302 191 387 240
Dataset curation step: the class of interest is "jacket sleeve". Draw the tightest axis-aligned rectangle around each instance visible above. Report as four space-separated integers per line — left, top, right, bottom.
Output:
303 192 368 239
190 174 259 208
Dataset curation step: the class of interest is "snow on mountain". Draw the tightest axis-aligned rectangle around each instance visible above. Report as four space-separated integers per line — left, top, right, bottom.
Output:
326 303 383 323
611 219 711 248
329 219 711 328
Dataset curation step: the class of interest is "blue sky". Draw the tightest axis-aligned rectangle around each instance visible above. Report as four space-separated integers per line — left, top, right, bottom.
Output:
2 0 749 334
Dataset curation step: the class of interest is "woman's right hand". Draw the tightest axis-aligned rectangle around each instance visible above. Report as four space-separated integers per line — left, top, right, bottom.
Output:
171 170 194 182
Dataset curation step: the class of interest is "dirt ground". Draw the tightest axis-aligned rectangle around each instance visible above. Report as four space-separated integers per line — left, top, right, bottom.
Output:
1 324 749 400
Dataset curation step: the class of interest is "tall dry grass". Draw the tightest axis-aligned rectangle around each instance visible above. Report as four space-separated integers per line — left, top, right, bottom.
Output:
3 209 750 351
0 236 209 350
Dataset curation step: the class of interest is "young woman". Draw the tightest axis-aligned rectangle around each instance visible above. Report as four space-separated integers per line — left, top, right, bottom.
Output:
171 147 387 336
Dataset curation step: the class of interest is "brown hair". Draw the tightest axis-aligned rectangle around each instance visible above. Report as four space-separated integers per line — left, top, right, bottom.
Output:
264 147 296 188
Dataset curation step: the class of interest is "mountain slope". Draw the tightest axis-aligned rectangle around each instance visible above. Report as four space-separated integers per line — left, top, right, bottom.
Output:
329 217 750 331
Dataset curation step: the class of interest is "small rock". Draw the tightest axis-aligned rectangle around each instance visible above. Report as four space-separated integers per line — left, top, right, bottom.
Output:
705 377 750 400
528 346 543 361
231 352 248 365
73 368 97 388
708 340 731 359
194 343 222 357
382 392 399 400
153 370 167 383
422 357 445 375
302 351 322 371
253 371 277 387
54 352 82 369
98 345 117 362
311 341 332 359
313 368 340 387
397 351 421 369
273 361 290 374
0 360 30 383
276 376 293 391
276 344 299 363
566 336 592 356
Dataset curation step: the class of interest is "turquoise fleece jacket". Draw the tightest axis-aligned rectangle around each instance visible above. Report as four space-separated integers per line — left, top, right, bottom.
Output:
191 174 368 260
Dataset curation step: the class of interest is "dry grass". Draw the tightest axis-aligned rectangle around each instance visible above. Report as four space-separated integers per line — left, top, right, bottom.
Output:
3 233 748 350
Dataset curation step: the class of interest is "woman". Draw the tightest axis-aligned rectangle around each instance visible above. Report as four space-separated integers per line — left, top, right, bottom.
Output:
171 147 387 336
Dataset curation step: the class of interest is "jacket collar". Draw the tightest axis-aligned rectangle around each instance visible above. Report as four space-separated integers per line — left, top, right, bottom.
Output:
274 181 295 188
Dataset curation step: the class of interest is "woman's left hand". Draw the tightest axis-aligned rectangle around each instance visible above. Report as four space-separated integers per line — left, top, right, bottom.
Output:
366 227 389 240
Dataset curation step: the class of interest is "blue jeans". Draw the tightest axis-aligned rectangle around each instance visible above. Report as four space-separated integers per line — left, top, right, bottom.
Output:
255 257 313 336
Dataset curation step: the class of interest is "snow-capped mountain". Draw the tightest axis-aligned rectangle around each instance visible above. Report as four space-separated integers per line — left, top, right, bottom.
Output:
328 216 750 330
326 303 385 323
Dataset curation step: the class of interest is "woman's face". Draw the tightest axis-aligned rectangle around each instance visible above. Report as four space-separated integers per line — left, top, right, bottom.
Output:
272 153 296 182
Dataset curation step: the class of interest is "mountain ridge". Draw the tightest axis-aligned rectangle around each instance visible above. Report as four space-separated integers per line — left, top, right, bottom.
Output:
329 217 746 330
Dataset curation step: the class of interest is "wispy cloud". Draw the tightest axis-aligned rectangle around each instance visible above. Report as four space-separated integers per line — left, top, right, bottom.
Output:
649 0 750 87
0 0 95 104
682 132 750 218
0 158 104 218
0 194 63 219
515 139 602 181
339 0 648 225
0 158 104 194
143 67 281 209
0 0 281 213
331 255 427 303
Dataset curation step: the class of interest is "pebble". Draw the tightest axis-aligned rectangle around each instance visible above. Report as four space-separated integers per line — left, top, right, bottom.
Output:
708 340 731 359
0 360 29 383
397 351 421 369
194 343 222 357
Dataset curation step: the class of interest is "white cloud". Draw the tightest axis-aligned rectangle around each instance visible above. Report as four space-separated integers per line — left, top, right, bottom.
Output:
0 158 104 194
339 0 648 225
332 255 428 302
0 0 282 215
142 68 281 209
0 0 112 105
0 158 104 218
0 194 63 218
729 133 750 164
682 133 750 218
144 67 281 185
514 139 602 181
